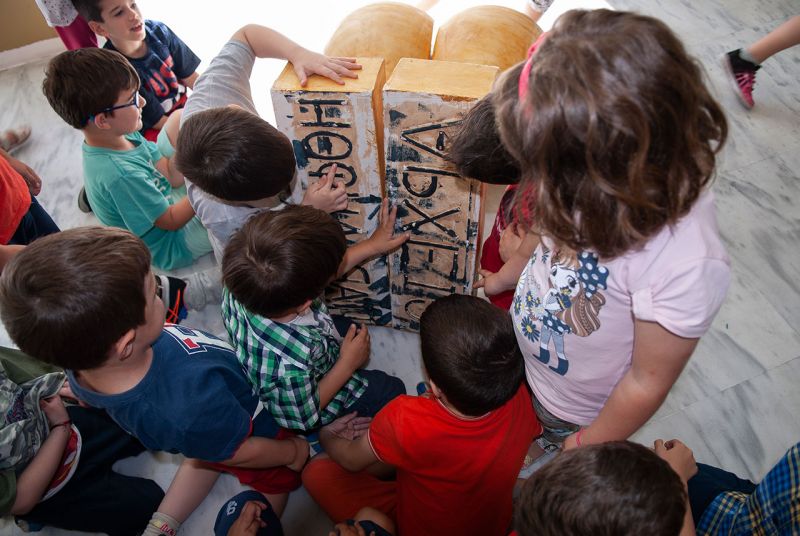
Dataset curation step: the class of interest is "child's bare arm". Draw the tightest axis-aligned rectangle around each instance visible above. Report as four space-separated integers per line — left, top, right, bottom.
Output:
154 197 196 231
338 199 410 277
223 436 309 471
318 324 370 410
11 396 71 515
476 231 540 295
563 321 698 449
654 439 697 536
155 156 184 189
320 414 381 473
151 459 220 527
181 72 200 89
231 24 361 86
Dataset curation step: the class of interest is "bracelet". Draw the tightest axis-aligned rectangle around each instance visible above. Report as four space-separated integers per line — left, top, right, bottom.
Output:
51 420 71 430
575 428 584 446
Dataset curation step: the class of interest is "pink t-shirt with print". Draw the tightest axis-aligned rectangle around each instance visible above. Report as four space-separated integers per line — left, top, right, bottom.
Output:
511 190 730 425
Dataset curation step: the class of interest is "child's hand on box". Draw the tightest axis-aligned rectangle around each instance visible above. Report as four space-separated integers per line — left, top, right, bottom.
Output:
290 49 362 86
366 199 410 255
303 163 349 213
339 323 370 371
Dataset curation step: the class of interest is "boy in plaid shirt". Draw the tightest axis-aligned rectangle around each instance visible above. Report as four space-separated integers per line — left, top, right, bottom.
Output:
221 200 409 431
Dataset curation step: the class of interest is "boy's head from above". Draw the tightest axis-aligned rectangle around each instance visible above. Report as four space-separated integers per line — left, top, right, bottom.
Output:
43 48 142 132
494 8 728 259
515 441 686 536
222 205 346 319
419 294 524 417
447 94 520 185
175 107 298 204
73 0 146 45
0 227 163 371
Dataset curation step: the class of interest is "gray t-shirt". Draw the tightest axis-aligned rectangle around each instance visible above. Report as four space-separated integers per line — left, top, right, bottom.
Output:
181 39 301 262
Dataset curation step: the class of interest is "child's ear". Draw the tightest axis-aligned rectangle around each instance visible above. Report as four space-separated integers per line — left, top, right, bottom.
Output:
87 20 110 39
297 299 314 314
111 329 136 362
429 380 443 400
90 113 112 131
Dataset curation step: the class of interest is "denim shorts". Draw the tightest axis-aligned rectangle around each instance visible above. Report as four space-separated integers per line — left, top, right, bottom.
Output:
531 394 580 444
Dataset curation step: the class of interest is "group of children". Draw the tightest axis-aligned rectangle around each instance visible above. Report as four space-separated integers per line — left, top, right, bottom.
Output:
0 1 798 535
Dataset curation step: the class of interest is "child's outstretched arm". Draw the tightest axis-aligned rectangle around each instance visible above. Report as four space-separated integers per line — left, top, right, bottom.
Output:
563 321 698 449
154 196 196 231
232 24 361 86
338 199 410 277
475 231 539 295
223 435 309 471
10 396 71 515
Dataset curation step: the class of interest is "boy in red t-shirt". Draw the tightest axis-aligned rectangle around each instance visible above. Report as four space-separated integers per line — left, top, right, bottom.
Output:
302 295 541 536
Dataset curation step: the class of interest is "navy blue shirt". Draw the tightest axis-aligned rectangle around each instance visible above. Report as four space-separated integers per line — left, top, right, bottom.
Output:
66 325 279 462
105 20 200 131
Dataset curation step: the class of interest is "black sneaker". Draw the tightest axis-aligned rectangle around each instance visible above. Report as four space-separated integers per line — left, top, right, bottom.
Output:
723 49 760 109
155 275 188 324
77 186 92 213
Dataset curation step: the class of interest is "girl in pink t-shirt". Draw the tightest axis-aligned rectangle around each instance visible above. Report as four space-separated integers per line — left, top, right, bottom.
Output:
482 9 731 452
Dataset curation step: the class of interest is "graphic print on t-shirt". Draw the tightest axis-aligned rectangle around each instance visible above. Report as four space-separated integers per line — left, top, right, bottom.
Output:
163 324 235 355
513 247 609 376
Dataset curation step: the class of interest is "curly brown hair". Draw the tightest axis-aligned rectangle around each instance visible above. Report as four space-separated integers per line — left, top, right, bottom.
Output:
495 9 727 259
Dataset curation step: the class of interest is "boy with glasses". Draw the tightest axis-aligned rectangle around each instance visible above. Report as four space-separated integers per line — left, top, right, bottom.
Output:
42 47 212 271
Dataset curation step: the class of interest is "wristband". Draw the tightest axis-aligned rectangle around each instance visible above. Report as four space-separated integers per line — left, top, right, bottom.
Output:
575 428 584 446
51 420 71 430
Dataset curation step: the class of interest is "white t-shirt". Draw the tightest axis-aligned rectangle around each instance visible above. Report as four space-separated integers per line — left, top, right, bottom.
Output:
512 190 730 425
181 40 302 262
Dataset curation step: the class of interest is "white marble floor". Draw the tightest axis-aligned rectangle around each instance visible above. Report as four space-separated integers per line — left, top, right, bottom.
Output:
1 0 798 534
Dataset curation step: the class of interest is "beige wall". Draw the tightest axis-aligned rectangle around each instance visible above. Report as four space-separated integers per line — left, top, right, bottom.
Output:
0 0 57 52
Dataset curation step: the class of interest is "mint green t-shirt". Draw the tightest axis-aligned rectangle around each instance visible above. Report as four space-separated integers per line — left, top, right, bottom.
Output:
82 132 196 270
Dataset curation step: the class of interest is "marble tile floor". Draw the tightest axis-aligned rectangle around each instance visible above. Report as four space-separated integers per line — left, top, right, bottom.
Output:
1 0 798 534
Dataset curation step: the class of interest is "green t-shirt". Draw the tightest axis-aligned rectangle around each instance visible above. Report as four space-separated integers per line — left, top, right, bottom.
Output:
82 132 195 270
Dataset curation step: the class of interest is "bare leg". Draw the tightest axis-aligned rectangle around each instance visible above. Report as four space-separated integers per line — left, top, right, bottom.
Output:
263 492 289 516
748 16 800 64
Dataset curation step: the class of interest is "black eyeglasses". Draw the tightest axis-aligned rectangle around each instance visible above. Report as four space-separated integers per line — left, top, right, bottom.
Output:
86 92 141 124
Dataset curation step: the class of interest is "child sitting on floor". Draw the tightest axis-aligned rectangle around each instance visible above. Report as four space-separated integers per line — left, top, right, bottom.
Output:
302 294 541 536
0 345 163 535
73 0 200 141
175 24 360 262
42 48 212 270
221 200 408 432
0 227 308 536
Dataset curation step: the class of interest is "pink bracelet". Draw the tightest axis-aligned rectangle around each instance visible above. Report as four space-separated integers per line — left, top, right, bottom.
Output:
575 428 584 446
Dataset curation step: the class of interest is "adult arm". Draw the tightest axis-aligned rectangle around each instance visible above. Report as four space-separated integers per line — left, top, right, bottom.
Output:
230 24 360 86
564 320 697 448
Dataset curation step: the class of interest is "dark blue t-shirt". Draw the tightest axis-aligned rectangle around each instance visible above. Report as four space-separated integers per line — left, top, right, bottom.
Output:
66 324 278 462
104 20 200 131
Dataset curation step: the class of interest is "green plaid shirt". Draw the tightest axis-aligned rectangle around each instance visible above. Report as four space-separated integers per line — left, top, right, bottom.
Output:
222 289 368 431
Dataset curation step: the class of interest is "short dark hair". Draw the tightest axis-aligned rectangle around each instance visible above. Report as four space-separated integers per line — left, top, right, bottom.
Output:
71 0 103 22
516 441 687 536
43 48 139 130
222 205 346 317
448 95 520 185
419 295 524 416
0 227 151 370
495 9 727 258
176 108 297 202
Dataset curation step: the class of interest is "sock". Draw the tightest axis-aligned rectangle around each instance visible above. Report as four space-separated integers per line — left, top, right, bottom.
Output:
142 512 181 536
739 48 760 66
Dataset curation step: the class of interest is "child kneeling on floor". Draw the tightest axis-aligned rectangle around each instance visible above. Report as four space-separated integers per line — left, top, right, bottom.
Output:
0 227 308 536
221 202 408 433
302 294 541 536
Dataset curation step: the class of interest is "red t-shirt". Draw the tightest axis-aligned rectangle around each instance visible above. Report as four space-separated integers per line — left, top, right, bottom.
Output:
368 385 540 536
0 156 30 244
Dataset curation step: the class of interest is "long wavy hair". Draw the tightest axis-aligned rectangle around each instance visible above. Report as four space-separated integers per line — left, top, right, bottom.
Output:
495 9 727 259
